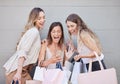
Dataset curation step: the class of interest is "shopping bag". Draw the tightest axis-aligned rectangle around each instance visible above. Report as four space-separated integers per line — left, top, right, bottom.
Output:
26 80 42 84
78 51 118 84
62 67 71 84
33 66 45 81
64 61 73 72
71 60 87 84
43 69 64 84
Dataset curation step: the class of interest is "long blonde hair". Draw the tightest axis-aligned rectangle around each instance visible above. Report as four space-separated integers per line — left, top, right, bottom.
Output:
16 7 44 49
66 13 102 52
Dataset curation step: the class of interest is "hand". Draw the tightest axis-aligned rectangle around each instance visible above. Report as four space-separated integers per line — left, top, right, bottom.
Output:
50 56 62 64
13 72 21 84
41 39 48 45
74 55 81 61
65 45 74 60
67 40 75 50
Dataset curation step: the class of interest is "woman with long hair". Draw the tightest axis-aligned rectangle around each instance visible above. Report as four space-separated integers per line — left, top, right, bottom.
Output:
3 7 45 84
38 22 65 69
65 13 106 71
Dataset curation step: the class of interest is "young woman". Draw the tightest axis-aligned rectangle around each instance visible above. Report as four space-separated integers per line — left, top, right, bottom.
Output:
65 13 106 71
38 22 65 69
3 7 45 84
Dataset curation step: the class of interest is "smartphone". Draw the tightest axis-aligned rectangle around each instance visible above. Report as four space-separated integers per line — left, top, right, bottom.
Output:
68 51 79 63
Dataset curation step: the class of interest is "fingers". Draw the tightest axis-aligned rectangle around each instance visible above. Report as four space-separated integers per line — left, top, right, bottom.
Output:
18 80 21 84
13 77 18 83
74 55 80 61
51 56 62 63
13 73 21 84
41 39 47 44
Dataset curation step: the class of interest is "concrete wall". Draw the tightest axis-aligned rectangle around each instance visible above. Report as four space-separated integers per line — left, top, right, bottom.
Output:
0 0 120 83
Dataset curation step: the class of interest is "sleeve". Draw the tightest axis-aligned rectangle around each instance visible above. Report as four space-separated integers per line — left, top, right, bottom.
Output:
80 31 100 53
17 29 39 59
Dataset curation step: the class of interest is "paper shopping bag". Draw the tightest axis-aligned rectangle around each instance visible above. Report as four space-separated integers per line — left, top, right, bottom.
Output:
26 80 42 84
43 69 64 84
78 51 118 84
78 68 118 84
33 66 45 81
71 60 87 84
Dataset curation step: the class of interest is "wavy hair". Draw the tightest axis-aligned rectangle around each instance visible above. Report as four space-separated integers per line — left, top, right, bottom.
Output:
66 13 102 52
47 22 64 48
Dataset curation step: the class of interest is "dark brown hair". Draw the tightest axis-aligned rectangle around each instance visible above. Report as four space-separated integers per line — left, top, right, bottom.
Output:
47 22 64 48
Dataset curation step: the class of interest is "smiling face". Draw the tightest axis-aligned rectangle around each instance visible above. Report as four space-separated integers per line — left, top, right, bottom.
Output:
47 22 64 46
35 11 45 29
66 21 78 35
51 26 62 44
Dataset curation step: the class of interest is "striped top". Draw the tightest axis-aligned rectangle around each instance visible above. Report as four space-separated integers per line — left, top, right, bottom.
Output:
3 27 41 75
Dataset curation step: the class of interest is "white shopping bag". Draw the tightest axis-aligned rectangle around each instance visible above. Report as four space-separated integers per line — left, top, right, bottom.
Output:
43 69 64 84
62 67 71 84
71 61 87 84
33 66 45 81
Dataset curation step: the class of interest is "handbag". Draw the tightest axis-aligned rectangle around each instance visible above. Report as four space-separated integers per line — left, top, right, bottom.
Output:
78 51 118 84
26 80 42 84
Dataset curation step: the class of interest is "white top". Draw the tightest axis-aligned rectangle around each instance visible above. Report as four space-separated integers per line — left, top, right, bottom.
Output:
77 42 104 64
45 47 64 69
3 27 41 75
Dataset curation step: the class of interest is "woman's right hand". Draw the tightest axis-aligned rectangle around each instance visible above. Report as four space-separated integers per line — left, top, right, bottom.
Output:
50 56 62 64
13 72 21 84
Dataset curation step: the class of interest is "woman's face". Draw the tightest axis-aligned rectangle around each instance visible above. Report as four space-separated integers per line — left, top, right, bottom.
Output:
35 11 45 29
66 21 78 35
51 26 62 44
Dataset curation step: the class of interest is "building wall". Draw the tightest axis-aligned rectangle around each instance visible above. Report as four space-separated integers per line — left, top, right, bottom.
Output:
0 0 120 83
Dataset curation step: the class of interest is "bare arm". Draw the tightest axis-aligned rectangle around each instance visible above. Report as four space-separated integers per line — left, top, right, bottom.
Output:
81 31 101 54
38 39 47 66
74 31 101 61
13 57 25 83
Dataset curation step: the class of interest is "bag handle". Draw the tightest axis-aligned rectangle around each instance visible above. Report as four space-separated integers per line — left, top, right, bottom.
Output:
88 51 104 72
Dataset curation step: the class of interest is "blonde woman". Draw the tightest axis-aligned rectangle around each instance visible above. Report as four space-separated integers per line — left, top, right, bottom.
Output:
65 13 106 71
3 7 45 84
